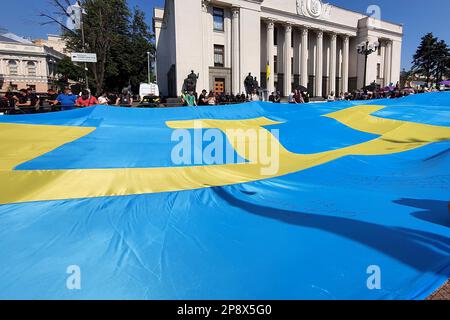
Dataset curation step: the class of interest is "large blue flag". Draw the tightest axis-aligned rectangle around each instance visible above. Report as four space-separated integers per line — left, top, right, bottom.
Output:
0 92 449 299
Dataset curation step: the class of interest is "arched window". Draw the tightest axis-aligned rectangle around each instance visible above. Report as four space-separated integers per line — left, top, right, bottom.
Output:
8 60 18 75
27 61 37 76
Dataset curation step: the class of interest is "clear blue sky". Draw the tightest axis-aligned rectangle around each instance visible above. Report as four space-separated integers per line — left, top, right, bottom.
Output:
1 0 449 69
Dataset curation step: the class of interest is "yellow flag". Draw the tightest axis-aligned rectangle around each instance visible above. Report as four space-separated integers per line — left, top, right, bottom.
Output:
266 61 271 81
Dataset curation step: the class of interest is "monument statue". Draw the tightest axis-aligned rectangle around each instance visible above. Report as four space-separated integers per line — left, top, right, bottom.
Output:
183 70 199 92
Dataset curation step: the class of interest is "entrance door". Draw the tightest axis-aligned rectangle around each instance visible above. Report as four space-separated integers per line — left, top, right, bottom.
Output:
214 78 225 95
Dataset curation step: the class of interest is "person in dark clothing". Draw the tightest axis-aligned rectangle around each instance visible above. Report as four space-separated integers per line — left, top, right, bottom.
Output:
14 89 32 113
198 89 208 106
302 91 310 103
269 92 275 102
107 92 118 105
116 88 133 107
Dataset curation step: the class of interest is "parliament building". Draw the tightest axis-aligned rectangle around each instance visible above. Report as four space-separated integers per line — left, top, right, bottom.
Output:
153 0 403 97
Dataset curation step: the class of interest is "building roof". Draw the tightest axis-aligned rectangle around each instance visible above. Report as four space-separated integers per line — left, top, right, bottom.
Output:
0 32 33 44
0 34 19 43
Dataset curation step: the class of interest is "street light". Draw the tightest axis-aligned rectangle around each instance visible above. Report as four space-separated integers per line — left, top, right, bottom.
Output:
357 40 380 88
147 52 151 84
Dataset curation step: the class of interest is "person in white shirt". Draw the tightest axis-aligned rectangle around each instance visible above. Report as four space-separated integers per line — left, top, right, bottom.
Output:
98 93 109 105
251 90 260 101
327 91 335 102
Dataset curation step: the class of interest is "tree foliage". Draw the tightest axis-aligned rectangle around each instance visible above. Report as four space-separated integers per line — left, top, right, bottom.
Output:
56 56 85 89
412 33 450 85
42 0 155 95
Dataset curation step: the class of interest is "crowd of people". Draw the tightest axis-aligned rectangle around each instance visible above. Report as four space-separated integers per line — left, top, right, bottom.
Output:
1 82 448 114
0 87 135 114
180 90 262 107
178 81 449 107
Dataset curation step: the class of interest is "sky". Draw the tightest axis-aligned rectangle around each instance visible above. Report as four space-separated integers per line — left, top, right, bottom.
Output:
0 0 449 69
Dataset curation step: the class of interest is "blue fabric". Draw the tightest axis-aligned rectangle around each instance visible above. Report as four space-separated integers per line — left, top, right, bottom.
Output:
0 92 449 300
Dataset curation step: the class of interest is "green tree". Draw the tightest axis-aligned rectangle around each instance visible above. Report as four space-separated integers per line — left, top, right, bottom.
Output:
412 33 438 86
412 33 450 86
127 7 155 93
42 0 154 95
57 56 84 81
433 40 450 83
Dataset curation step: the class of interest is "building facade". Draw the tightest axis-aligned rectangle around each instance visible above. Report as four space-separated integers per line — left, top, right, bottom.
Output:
0 34 66 93
153 0 403 98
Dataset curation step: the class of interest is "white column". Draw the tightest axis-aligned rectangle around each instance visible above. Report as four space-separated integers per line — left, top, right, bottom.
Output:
342 35 349 93
329 33 337 95
315 30 323 97
300 28 308 88
231 7 240 94
384 40 392 86
201 2 210 92
266 20 275 94
283 24 292 96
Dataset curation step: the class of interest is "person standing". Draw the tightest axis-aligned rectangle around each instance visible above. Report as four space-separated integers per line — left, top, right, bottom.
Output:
14 89 31 113
54 87 77 111
76 90 99 107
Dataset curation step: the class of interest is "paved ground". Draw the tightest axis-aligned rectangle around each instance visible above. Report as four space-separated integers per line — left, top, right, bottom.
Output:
427 280 450 300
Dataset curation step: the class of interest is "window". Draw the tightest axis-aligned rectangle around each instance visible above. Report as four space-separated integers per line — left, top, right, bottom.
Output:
274 55 278 74
27 61 36 76
274 27 278 46
8 60 18 75
213 7 224 31
214 45 224 67
291 32 294 48
377 63 381 78
291 57 294 75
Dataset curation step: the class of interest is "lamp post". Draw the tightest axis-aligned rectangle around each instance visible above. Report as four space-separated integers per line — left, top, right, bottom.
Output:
357 40 380 88
147 51 151 84
77 0 89 89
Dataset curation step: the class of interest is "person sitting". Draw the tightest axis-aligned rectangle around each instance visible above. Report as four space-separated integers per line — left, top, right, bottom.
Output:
268 92 275 102
288 90 297 104
77 90 99 107
207 91 216 105
251 90 259 101
197 89 208 106
273 91 281 103
327 91 336 102
302 91 310 103
97 92 109 105
116 88 133 107
294 90 304 103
